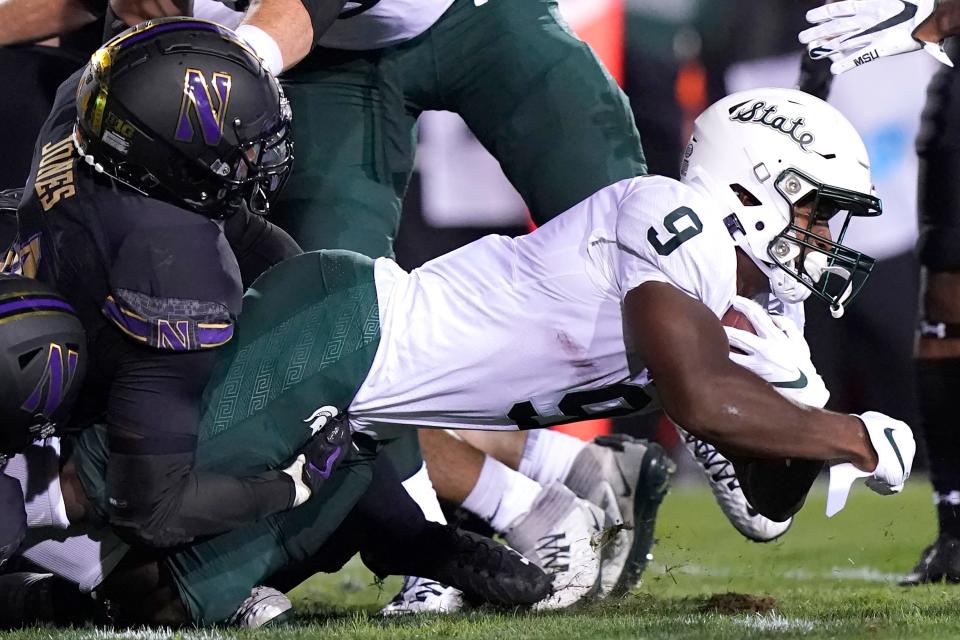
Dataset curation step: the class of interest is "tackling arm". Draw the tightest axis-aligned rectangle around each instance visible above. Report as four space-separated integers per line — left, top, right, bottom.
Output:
109 0 348 72
625 281 877 467
0 0 101 46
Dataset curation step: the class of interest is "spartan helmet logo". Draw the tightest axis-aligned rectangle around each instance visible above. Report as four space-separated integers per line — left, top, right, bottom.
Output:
175 69 233 146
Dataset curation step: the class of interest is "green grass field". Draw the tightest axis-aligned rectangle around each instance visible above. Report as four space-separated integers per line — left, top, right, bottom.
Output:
3 478 957 640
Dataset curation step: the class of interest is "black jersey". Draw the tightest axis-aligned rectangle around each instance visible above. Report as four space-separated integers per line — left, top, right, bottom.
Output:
1 71 294 547
3 69 243 428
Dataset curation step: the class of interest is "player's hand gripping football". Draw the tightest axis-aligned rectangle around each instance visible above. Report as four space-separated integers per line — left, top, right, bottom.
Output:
722 296 830 409
282 406 354 507
799 0 953 74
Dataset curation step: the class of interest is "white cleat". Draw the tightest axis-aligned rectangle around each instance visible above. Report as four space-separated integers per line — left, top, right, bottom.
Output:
380 576 464 615
565 435 675 597
679 428 792 542
229 586 294 628
503 482 603 610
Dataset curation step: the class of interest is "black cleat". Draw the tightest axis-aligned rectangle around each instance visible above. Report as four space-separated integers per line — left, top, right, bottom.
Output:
363 523 552 607
900 534 960 586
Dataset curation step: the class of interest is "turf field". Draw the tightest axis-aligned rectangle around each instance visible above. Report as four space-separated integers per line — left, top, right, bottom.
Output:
2 477 956 640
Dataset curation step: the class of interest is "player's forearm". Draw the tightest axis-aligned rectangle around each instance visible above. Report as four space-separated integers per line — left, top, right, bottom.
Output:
0 0 99 46
241 0 346 71
915 0 960 42
665 362 877 470
108 0 188 25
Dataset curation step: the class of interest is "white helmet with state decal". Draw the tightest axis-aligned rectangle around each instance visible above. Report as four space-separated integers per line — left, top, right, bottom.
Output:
680 87 881 318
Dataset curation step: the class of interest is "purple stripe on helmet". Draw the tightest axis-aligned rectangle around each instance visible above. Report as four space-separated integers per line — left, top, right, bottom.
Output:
0 298 75 317
112 20 226 50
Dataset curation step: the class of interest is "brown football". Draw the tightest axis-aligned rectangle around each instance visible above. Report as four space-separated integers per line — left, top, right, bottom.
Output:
721 306 757 334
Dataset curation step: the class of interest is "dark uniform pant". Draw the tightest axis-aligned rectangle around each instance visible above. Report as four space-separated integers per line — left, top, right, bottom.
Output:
275 0 647 254
72 250 382 624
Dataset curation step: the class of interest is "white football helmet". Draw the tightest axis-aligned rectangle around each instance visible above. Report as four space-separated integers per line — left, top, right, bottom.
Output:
680 88 881 318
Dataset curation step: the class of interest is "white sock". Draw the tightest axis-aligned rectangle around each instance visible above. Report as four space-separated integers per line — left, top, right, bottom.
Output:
402 463 447 524
462 455 541 532
3 438 70 529
518 429 588 486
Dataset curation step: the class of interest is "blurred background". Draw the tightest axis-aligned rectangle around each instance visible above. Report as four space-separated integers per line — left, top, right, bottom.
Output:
0 0 934 473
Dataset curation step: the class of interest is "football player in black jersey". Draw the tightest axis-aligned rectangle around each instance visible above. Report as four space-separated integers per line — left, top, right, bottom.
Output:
0 18 336 549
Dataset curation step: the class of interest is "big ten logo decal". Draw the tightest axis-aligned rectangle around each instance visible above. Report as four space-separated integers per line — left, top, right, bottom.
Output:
21 344 80 416
34 136 77 212
175 69 233 146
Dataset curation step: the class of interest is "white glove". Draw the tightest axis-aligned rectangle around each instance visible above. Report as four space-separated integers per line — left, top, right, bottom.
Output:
799 0 953 74
723 297 830 409
826 410 915 516
857 410 916 494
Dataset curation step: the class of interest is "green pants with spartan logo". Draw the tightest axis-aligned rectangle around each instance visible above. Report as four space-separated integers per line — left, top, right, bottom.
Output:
72 250 382 624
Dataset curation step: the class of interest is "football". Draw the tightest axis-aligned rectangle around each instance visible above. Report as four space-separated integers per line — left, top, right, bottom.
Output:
720 306 757 335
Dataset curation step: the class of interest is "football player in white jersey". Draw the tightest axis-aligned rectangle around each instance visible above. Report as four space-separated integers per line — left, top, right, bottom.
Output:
0 86 916 623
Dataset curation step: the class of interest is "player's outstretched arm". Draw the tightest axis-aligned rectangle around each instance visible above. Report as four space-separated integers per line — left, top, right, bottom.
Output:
625 281 913 492
109 0 348 73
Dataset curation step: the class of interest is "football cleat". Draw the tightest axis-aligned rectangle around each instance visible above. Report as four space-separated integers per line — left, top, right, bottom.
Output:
564 434 675 597
900 534 960 586
229 586 294 628
379 576 464 615
364 523 552 607
503 482 604 609
679 429 792 542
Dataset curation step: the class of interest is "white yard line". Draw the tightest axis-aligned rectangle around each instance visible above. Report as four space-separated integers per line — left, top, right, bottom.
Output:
651 563 900 583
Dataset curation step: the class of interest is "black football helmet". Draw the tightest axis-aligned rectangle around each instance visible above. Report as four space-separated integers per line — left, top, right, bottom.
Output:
74 18 293 217
0 275 86 460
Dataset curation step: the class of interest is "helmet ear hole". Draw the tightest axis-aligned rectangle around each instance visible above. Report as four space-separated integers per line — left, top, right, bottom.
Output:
18 348 42 370
729 184 762 206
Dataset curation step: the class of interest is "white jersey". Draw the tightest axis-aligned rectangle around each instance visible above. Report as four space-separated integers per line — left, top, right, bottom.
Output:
3 439 128 592
318 0 455 50
348 176 738 438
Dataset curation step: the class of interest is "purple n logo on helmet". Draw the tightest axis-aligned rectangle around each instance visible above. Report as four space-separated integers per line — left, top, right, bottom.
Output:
175 69 233 146
21 344 80 417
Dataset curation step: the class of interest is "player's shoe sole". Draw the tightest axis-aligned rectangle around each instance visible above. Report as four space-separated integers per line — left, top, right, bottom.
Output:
678 427 793 543
593 435 675 597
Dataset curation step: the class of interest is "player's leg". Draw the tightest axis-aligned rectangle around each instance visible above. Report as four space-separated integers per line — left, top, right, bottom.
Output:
419 429 605 608
458 429 674 597
271 48 417 258
420 0 646 222
902 46 960 582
